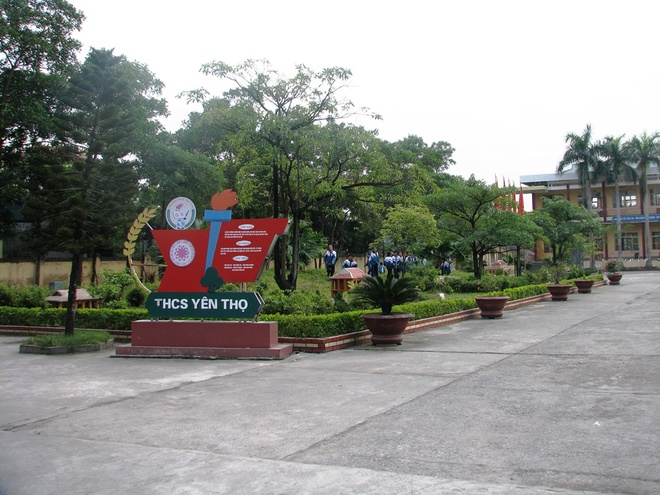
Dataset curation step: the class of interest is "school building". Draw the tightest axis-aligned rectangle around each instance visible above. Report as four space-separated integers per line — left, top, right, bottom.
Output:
520 164 660 267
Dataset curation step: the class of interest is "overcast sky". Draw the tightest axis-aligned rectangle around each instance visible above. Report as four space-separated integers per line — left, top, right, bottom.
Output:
68 0 660 186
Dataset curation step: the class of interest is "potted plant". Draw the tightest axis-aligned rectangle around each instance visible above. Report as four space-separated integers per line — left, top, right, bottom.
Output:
546 263 572 301
574 276 595 293
349 273 420 345
605 259 623 285
474 295 509 318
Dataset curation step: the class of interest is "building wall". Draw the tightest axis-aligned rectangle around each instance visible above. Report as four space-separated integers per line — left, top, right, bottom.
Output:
529 180 660 263
0 259 127 287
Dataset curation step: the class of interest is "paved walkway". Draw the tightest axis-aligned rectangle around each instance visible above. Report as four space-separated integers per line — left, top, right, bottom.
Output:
1 272 659 495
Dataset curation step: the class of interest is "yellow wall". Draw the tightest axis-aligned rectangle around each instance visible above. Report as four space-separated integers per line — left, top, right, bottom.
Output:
0 259 127 287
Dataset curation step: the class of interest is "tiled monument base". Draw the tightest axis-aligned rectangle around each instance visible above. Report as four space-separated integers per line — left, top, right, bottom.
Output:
115 320 292 359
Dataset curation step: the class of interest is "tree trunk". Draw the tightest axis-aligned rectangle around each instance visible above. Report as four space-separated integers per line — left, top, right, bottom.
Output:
90 249 99 285
584 183 596 269
63 253 82 336
34 254 43 286
473 248 482 279
288 212 301 290
271 154 292 290
615 181 622 259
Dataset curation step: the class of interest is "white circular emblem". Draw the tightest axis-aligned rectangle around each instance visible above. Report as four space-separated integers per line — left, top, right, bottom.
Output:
166 197 196 230
170 239 195 267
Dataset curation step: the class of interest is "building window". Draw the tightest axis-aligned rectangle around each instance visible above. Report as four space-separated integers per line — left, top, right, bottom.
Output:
651 189 660 207
614 190 637 208
653 232 660 250
616 232 639 251
578 192 601 209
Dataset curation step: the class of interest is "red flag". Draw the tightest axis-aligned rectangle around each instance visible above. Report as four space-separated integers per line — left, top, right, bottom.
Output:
518 184 525 214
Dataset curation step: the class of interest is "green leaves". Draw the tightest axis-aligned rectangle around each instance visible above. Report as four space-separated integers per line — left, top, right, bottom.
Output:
529 195 602 264
349 273 420 315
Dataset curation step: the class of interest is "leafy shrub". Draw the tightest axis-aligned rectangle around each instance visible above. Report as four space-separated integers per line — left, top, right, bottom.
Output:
262 289 334 315
218 282 239 292
88 269 136 306
333 291 350 313
0 284 12 306
252 281 269 294
407 265 442 292
10 285 50 308
566 265 587 279
437 276 462 294
105 300 128 309
125 287 146 307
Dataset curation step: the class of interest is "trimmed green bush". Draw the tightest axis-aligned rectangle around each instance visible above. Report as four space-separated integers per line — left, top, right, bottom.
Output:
25 330 112 349
261 289 334 315
270 311 366 339
0 280 591 339
0 307 149 329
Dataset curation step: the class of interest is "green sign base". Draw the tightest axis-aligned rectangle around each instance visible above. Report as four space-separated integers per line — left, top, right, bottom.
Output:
145 292 264 320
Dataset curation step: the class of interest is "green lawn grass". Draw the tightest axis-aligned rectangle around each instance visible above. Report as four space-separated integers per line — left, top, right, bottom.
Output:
25 330 112 348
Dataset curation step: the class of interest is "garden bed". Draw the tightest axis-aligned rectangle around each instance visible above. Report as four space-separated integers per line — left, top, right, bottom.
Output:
19 339 114 355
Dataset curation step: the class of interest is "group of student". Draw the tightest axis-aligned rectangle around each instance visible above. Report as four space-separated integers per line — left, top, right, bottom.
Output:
324 244 444 278
365 248 427 278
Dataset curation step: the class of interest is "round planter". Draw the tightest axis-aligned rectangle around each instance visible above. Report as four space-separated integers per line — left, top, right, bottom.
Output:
474 296 509 318
361 313 413 346
606 272 623 285
546 284 572 301
574 279 595 293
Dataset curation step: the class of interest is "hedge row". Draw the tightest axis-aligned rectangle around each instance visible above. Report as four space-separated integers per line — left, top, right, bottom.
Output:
0 282 558 339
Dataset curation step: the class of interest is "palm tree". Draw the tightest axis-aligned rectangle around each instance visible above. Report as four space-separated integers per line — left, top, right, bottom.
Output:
558 124 600 268
593 135 638 260
558 124 599 212
629 132 660 268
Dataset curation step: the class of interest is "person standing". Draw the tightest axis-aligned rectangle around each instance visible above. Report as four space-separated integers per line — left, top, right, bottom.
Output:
324 245 337 277
367 247 380 277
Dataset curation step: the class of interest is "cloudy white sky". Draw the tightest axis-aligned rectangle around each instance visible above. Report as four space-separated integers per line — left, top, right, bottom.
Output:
69 0 660 186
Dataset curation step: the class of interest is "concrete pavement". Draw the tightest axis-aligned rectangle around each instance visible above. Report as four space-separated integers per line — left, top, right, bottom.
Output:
1 271 659 494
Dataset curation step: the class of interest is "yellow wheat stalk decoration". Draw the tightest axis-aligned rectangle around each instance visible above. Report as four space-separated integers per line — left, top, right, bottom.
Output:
124 206 159 292
123 207 159 257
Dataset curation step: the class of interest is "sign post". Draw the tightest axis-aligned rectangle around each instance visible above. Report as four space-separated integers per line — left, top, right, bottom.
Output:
117 190 292 359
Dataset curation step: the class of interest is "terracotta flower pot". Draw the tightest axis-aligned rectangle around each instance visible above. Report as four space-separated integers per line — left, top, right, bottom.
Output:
574 279 595 293
474 296 509 318
361 313 413 345
546 284 572 301
606 273 623 285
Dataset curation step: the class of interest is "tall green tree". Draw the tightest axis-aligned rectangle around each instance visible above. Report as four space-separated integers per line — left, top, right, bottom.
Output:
593 135 637 260
558 124 600 268
24 48 167 335
528 195 602 266
180 59 395 290
381 134 455 175
558 124 599 212
377 204 440 254
0 0 84 236
136 134 224 227
426 175 537 279
629 131 660 268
